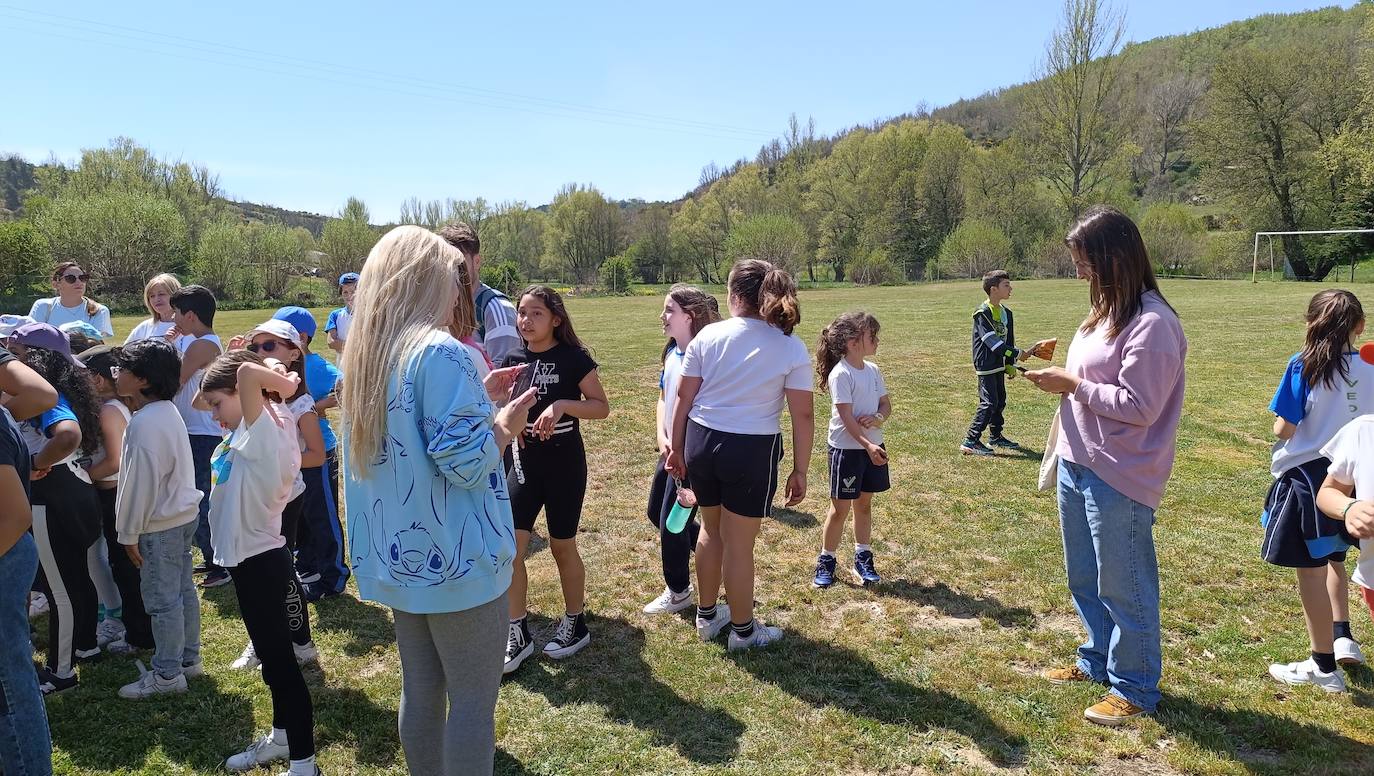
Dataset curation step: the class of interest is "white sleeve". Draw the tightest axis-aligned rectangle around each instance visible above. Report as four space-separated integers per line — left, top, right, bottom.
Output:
681 337 704 378
783 339 813 391
95 306 114 338
829 367 852 404
874 365 888 398
1321 421 1365 485
28 298 49 321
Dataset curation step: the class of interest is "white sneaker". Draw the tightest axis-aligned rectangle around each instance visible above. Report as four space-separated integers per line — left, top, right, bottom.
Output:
1269 658 1346 693
278 766 321 776
118 661 188 699
643 586 694 614
96 618 126 648
695 604 731 642
28 593 49 619
182 660 205 679
231 641 260 671
1336 637 1366 666
225 731 290 772
727 620 784 652
293 641 320 666
105 639 140 655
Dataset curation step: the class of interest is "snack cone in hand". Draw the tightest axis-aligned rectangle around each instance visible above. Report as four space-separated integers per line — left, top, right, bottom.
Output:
1030 338 1057 361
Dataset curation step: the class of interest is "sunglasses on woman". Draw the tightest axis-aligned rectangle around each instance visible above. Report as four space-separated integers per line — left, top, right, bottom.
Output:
61 273 91 284
247 340 289 354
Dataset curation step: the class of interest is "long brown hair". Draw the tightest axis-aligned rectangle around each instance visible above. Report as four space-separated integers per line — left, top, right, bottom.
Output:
518 285 590 355
201 349 291 404
661 284 721 363
816 311 879 391
1065 206 1175 339
52 261 100 317
1299 289 1364 390
449 257 478 341
728 259 801 335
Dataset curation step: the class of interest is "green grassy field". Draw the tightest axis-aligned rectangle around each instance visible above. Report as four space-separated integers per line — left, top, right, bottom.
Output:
37 280 1374 775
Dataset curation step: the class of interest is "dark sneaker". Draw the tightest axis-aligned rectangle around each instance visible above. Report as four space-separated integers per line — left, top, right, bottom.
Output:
193 562 209 575
199 570 232 589
813 554 837 588
543 613 591 659
960 440 994 456
36 665 78 695
989 436 1021 450
503 619 533 675
853 550 881 586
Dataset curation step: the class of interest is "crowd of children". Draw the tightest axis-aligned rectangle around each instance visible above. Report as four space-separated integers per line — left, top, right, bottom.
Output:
7 211 1374 775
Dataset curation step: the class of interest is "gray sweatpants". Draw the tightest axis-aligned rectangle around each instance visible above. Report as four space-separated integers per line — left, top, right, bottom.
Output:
393 593 507 776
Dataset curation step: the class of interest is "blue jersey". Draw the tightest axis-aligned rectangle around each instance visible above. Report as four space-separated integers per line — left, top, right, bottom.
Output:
305 353 342 453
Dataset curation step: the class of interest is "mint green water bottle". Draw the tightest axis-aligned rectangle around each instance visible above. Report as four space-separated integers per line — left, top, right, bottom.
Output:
666 479 696 534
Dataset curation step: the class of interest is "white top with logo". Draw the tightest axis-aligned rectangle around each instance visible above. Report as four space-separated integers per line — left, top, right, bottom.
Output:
827 359 887 450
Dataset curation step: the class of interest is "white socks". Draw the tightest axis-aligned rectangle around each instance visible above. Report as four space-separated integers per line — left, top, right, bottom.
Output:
819 550 835 559
288 755 317 775
271 728 288 745
856 543 871 554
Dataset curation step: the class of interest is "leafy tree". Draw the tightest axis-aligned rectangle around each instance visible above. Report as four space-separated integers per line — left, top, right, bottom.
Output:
545 184 623 284
934 219 1013 280
35 190 188 296
599 253 636 294
1139 202 1204 274
484 202 547 278
847 249 902 286
319 197 379 281
626 204 678 283
192 219 253 300
724 214 808 276
247 222 303 300
964 138 1059 261
480 260 525 297
0 220 49 294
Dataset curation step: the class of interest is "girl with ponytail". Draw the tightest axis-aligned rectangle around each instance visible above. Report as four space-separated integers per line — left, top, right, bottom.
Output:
665 259 814 651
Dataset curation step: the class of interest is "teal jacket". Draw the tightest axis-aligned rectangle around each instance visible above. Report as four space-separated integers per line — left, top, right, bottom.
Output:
345 331 514 614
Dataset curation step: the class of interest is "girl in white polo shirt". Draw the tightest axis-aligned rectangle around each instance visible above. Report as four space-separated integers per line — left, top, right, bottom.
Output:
666 259 814 651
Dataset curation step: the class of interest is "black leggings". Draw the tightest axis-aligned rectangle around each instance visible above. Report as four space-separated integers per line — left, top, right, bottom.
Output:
96 487 153 649
229 546 315 760
31 465 101 677
281 493 310 647
646 460 699 594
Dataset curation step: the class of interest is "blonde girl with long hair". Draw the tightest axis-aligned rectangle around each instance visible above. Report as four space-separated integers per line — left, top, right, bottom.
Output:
124 273 182 344
342 226 533 775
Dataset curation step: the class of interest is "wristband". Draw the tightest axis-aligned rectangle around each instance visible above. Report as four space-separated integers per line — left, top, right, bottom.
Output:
1344 499 1361 521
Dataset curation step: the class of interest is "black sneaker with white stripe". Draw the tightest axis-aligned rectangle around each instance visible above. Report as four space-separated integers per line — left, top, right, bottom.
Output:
504 618 534 675
36 664 78 695
543 612 590 659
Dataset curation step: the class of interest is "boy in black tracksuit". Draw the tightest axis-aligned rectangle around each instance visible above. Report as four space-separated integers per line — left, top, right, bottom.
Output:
962 269 1029 456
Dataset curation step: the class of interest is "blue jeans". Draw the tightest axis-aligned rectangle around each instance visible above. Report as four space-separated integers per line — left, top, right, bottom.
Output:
189 434 221 572
139 521 202 679
1058 459 1162 711
0 534 52 776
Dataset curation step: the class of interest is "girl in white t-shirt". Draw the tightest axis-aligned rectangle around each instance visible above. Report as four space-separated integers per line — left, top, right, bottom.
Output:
28 262 113 338
1318 414 1374 677
813 311 890 590
226 320 323 672
1263 290 1374 693
123 273 182 344
642 285 720 616
195 351 318 776
666 259 814 651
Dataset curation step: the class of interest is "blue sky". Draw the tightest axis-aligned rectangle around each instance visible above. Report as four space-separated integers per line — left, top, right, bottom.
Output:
2 0 1354 219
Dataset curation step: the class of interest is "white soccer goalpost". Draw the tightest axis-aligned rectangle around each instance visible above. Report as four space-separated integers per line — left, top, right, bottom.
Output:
1251 229 1374 283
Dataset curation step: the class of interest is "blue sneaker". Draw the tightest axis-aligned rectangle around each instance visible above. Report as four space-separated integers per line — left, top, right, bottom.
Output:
813 554 837 588
853 550 881 586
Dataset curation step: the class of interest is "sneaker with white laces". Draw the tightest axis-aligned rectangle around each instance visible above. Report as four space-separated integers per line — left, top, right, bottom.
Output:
28 592 49 619
1336 637 1366 666
96 618 126 648
727 620 784 651
225 731 291 772
1269 658 1347 693
504 620 534 675
543 613 590 659
293 641 320 666
231 641 260 671
118 660 189 699
643 586 694 614
695 604 731 642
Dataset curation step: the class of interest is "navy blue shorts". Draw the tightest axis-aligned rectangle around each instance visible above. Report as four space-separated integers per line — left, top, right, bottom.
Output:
828 445 890 500
685 421 783 519
1261 457 1352 568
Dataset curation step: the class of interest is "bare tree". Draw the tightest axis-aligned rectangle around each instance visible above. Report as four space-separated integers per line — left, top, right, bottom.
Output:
1145 76 1205 176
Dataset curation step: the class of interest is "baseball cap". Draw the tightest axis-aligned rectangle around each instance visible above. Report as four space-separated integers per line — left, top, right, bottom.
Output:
59 321 104 341
0 314 35 337
339 272 360 286
244 319 304 348
272 306 318 338
9 322 85 368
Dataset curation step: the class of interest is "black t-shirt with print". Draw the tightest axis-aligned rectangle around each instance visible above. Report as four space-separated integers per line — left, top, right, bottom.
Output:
500 341 597 439
0 346 33 499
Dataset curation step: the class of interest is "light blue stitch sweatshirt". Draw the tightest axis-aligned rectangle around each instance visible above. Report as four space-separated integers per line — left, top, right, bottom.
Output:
345 330 514 614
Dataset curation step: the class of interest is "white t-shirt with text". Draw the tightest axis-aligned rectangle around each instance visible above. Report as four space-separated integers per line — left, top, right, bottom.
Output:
827 359 887 450
1270 353 1374 477
682 317 812 436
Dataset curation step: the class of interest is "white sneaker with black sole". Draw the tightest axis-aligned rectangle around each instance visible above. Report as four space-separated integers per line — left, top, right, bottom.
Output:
695 604 731 642
118 660 188 699
231 641 260 671
727 620 784 651
294 641 320 666
226 731 290 772
1269 658 1346 693
1336 637 1365 666
504 620 534 675
543 613 590 659
643 586 694 615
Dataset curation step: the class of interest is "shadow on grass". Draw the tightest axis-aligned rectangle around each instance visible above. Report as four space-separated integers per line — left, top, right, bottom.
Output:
724 629 1027 768
1157 693 1374 770
48 671 255 773
509 613 744 765
309 683 404 767
495 748 535 775
311 592 397 658
876 579 1036 628
772 507 818 528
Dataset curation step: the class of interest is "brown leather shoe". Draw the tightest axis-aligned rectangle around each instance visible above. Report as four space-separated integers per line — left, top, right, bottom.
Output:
1083 693 1148 726
1042 665 1094 685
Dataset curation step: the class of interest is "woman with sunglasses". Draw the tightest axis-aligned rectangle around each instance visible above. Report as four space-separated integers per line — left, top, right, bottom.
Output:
28 263 114 339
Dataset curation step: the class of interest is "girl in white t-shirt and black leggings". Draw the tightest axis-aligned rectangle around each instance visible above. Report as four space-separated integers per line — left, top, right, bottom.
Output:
195 351 319 776
667 259 814 651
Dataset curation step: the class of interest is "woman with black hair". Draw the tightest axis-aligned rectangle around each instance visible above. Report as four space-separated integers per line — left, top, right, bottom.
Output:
6 323 104 694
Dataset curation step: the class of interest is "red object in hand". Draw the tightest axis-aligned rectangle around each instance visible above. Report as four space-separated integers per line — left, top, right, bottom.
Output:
1360 342 1374 366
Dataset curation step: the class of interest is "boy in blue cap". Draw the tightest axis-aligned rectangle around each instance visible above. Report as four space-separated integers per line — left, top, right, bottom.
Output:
272 306 349 600
325 273 357 361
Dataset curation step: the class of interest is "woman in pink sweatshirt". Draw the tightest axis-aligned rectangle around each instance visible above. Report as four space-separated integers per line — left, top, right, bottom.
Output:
1026 206 1187 727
